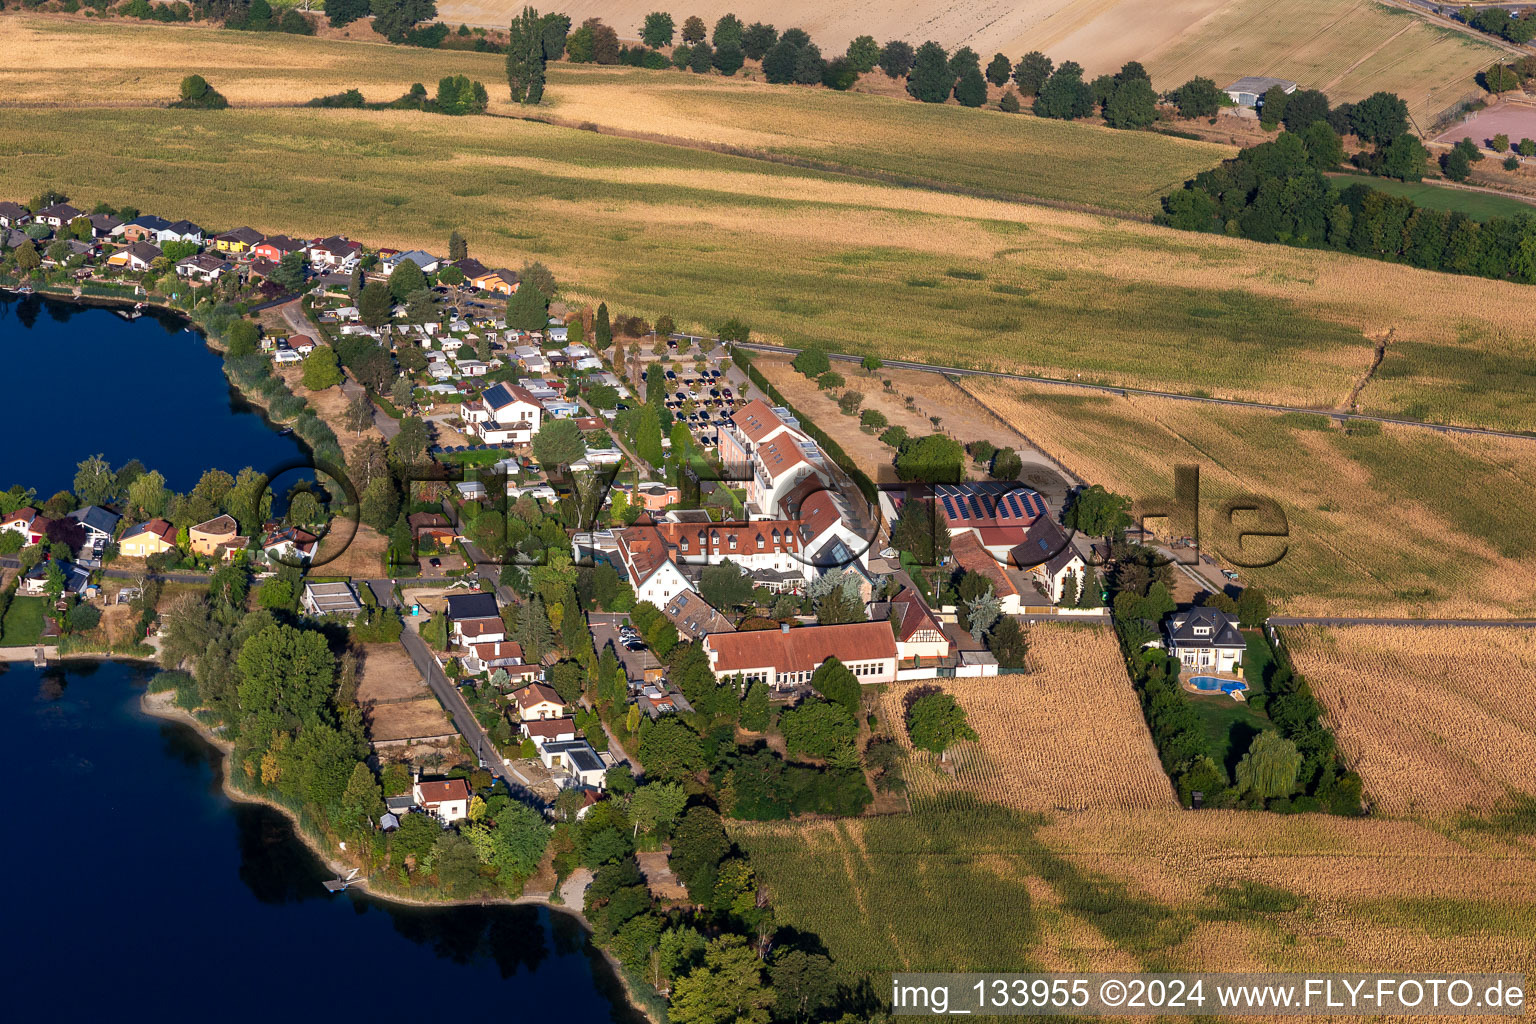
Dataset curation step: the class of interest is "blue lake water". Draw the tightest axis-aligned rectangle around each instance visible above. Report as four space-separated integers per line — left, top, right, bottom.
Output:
0 659 639 1022
0 291 306 496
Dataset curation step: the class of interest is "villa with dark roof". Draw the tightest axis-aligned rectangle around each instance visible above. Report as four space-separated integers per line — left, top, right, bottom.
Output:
1164 606 1246 674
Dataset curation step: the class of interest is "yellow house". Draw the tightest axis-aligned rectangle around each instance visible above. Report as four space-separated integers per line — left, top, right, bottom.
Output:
212 226 264 255
190 514 242 559
471 268 519 296
119 518 177 558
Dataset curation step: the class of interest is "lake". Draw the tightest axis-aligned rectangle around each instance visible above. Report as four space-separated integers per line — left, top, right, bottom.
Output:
0 291 306 496
1 659 641 1022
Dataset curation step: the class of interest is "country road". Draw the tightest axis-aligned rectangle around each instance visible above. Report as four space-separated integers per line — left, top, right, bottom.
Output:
1269 616 1536 628
724 341 1536 444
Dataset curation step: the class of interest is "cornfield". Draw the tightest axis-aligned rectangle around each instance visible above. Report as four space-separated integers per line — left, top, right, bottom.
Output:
964 379 1536 619
1282 625 1536 818
875 625 1176 813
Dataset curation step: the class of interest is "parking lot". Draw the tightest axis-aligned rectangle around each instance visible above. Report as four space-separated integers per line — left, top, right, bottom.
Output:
590 613 662 684
660 363 743 452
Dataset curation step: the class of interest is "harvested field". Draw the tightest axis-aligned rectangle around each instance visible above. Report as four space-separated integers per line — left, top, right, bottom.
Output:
354 643 427 706
962 378 1536 618
1282 625 1536 818
877 625 1175 813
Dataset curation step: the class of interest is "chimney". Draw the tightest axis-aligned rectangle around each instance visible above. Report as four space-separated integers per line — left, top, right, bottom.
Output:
781 622 790 633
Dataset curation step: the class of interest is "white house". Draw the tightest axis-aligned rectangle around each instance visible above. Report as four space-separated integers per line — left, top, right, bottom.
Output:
383 249 441 275
521 717 578 746
413 777 471 823
175 253 233 283
703 621 899 691
1164 606 1247 674
513 682 566 721
1223 76 1297 108
157 219 204 245
719 400 830 516
614 524 696 607
65 505 121 559
262 527 318 563
105 240 161 272
461 382 543 445
888 587 952 662
444 592 505 646
539 739 607 789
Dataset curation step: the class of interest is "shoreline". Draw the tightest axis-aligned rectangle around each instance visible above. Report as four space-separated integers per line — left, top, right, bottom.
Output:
137 688 659 1022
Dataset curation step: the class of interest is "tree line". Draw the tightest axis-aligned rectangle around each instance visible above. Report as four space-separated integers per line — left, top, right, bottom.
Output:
1160 91 1536 284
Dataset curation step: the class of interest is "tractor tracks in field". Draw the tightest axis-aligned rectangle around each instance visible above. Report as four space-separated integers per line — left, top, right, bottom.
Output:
1344 328 1394 414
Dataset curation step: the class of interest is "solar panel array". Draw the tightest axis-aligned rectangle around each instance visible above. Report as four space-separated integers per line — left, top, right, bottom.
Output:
934 483 1047 524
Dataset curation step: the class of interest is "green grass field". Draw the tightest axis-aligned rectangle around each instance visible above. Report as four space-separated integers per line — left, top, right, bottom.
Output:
1329 174 1536 221
0 596 47 647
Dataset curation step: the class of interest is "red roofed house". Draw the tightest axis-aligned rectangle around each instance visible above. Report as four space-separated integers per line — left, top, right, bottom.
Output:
931 481 1050 560
1 507 50 546
614 521 694 607
521 717 578 746
948 530 1023 614
513 681 565 721
413 776 471 823
119 518 178 558
703 621 897 691
889 586 952 662
719 400 830 516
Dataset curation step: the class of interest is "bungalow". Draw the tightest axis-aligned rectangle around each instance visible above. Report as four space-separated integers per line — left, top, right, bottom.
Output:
175 253 234 283
20 559 92 598
703 620 898 691
3 228 29 250
212 226 264 254
262 527 319 563
383 249 441 275
522 717 578 746
87 213 123 239
43 239 94 266
546 322 569 344
413 776 471 823
539 739 606 789
307 235 362 270
452 257 489 280
34 201 83 230
245 258 279 282
105 240 162 272
470 267 519 295
119 518 178 558
65 505 121 558
444 591 505 646
120 214 171 243
302 580 363 618
634 481 680 512
251 235 304 262
455 480 488 501
512 681 565 721
159 219 204 245
189 514 245 559
0 201 29 228
1164 607 1246 675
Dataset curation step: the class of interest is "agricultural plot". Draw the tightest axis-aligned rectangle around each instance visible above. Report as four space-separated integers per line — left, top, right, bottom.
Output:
735 801 1536 983
876 625 1175 813
1142 0 1501 128
1282 625 1536 819
963 378 1536 618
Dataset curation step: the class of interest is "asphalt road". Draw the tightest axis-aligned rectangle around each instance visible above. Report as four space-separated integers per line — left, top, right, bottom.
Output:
1269 616 1536 627
398 625 517 785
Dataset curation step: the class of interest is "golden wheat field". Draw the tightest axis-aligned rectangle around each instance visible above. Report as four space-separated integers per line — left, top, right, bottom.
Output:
1281 626 1536 818
877 625 1175 812
963 378 1536 618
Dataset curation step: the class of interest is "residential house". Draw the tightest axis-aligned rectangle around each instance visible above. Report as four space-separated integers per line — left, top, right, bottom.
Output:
307 235 362 270
889 586 952 662
613 522 695 607
948 530 1023 614
244 257 279 282
383 249 441 275
455 480 488 501
408 512 456 545
290 335 317 356
1164 607 1246 674
87 213 123 239
634 481 679 512
34 202 83 230
1 507 50 546
413 776 471 823
470 267 519 295
452 257 489 280
719 400 829 516
662 590 735 641
212 226 264 254
465 639 537 678
121 215 172 243
159 219 204 245
302 580 363 618
522 717 578 745
1223 76 1297 108
262 527 319 563
0 201 29 228
444 592 505 646
175 253 234 283
546 322 569 344
42 239 94 267
702 620 898 691
119 518 178 558
189 514 246 560
65 506 121 559
105 240 162 272
784 476 870 576
512 681 565 721
251 235 304 263
539 739 606 789
1014 515 1085 604
461 382 543 445
20 559 91 598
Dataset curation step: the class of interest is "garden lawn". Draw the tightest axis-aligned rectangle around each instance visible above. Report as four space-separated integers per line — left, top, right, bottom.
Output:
1328 174 1536 222
0 596 47 647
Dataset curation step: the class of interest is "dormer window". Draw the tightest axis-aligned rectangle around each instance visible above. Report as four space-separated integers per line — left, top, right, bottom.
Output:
756 534 765 549
1193 626 1210 636
729 535 738 550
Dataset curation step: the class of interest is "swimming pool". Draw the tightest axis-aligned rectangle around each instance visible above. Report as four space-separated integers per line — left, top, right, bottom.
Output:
1190 676 1247 695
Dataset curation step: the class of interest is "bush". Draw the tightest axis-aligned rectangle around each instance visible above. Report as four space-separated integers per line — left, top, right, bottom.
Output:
817 370 844 390
791 347 831 378
1505 154 1521 171
169 75 229 110
999 90 1020 113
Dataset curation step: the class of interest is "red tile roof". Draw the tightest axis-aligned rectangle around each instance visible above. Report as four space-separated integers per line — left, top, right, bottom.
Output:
705 621 896 674
522 718 577 741
756 435 809 481
514 681 563 711
416 779 470 806
730 399 787 444
949 530 1019 599
890 586 946 642
471 640 524 663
